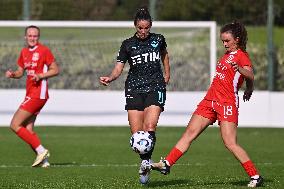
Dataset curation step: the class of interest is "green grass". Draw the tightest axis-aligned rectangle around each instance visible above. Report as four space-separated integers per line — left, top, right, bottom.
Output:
0 127 283 188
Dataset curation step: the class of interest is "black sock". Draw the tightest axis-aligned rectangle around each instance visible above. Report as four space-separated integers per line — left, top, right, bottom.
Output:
139 131 156 160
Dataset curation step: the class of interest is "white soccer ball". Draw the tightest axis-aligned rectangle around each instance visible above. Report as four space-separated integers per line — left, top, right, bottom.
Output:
130 131 153 154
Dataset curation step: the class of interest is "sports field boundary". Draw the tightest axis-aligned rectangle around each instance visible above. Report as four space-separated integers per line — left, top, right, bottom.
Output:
1 89 284 127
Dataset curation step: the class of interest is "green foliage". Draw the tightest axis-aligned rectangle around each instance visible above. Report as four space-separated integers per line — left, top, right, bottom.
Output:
0 0 284 26
0 127 283 188
0 0 22 20
110 0 149 21
157 0 277 26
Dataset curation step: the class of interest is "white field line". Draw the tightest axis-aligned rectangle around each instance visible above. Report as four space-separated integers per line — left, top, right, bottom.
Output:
0 162 272 168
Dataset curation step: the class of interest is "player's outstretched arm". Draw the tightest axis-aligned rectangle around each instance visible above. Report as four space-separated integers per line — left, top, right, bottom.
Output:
161 49 170 84
100 62 125 86
5 67 24 79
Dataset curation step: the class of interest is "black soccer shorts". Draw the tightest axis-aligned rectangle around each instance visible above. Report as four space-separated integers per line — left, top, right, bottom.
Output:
125 90 166 111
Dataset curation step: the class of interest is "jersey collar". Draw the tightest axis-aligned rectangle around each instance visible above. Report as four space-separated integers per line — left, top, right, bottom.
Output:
28 43 40 51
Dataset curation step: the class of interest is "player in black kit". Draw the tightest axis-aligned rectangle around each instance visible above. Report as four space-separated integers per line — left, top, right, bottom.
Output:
100 7 170 184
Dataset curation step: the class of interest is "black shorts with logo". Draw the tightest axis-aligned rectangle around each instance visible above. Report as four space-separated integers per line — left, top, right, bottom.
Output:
125 90 166 112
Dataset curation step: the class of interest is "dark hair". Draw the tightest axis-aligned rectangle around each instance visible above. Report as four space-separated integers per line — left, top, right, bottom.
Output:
134 7 152 26
25 25 40 36
220 21 247 51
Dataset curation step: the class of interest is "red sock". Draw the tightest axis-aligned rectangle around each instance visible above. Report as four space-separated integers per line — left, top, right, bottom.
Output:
16 127 41 149
165 147 183 166
242 160 259 177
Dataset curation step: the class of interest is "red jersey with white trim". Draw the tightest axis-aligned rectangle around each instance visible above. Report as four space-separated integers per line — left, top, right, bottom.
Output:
17 43 55 99
204 49 252 106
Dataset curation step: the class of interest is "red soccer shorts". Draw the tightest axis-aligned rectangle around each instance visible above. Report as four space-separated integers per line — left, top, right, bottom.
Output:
19 96 47 115
194 99 239 125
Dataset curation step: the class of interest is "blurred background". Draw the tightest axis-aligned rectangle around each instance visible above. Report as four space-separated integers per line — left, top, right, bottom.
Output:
0 0 284 91
0 0 283 24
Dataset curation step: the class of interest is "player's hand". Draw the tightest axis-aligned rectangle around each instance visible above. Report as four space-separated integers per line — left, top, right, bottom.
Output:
164 76 170 85
99 76 111 86
230 62 239 72
31 74 43 82
243 89 253 102
5 69 15 78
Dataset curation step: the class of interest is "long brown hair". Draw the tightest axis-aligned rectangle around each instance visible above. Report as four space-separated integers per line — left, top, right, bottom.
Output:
220 21 248 52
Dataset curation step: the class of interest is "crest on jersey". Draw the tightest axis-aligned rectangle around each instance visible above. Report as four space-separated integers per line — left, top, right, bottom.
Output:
32 52 39 61
151 41 158 48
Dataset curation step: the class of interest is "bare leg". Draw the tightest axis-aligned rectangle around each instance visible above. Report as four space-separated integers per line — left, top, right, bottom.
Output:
25 115 37 134
143 105 161 132
220 121 261 185
10 108 33 132
219 121 250 163
128 110 144 134
175 114 212 153
152 114 212 173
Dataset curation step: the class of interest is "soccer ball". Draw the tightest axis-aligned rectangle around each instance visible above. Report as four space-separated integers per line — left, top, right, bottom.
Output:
130 131 153 154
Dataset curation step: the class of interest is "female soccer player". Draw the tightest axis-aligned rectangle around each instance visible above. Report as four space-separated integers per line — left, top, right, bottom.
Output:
5 25 59 168
100 7 170 184
152 21 263 188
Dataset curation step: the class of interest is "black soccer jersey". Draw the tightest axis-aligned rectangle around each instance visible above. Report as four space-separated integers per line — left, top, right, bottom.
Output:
117 33 167 93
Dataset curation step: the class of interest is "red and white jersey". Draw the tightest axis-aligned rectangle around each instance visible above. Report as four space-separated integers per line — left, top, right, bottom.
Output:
204 49 252 106
17 43 55 99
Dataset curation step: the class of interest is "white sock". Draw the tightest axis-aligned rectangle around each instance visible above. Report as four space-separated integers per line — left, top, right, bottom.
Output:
251 175 260 179
35 145 46 154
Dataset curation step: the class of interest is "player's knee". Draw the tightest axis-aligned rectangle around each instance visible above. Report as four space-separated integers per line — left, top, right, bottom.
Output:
9 121 19 132
10 123 18 132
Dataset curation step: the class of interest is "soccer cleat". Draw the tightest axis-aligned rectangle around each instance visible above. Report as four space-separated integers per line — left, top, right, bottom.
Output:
139 159 152 184
41 161 50 168
151 157 171 175
247 175 264 187
41 157 50 168
32 149 50 167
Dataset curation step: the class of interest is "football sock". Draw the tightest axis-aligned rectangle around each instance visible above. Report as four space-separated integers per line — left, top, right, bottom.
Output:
242 160 259 177
16 127 41 149
35 145 46 154
165 147 183 166
140 131 156 160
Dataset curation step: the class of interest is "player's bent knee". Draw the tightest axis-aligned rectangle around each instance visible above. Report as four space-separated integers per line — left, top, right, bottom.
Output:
9 122 20 132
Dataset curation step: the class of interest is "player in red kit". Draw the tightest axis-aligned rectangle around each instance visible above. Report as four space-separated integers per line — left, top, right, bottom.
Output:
152 21 263 188
5 25 59 167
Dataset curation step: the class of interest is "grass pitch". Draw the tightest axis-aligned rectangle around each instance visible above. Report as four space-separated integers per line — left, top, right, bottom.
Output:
0 126 283 189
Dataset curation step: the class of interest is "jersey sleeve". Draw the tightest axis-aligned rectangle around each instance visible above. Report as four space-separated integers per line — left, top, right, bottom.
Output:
44 47 55 66
160 35 167 51
116 41 128 64
238 52 252 68
17 50 25 68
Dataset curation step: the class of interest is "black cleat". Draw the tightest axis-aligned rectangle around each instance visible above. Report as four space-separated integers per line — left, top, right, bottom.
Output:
247 175 264 187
